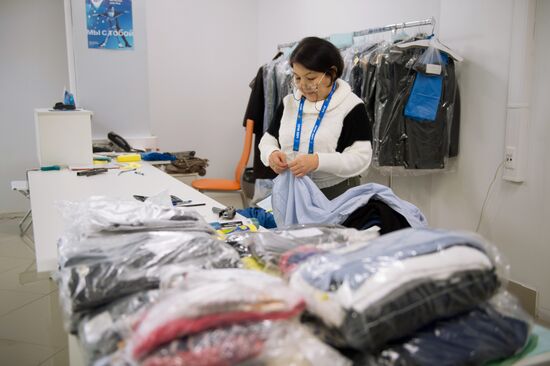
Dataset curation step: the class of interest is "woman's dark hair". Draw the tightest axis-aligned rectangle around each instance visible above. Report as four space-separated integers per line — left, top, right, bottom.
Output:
289 37 344 83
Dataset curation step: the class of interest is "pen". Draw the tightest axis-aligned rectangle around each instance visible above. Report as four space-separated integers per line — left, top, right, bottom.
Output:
179 203 206 207
77 168 108 177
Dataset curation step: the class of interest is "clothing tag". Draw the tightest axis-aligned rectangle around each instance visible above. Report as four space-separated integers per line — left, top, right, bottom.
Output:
425 64 442 75
83 311 113 344
288 228 324 238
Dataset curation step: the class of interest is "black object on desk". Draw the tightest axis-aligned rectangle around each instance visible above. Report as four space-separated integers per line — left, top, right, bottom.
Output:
77 168 108 177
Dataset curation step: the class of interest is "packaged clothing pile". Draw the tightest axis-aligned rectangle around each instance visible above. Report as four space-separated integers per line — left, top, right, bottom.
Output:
272 171 427 229
54 197 241 361
289 227 504 351
55 197 534 366
356 291 532 366
120 269 349 365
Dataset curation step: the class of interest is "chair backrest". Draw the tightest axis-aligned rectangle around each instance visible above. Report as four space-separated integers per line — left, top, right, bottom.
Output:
234 119 255 185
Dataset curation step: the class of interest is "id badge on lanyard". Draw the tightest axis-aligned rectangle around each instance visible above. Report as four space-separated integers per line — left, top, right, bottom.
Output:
293 82 337 154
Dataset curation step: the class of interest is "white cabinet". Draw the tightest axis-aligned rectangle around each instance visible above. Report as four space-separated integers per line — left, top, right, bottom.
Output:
34 109 93 166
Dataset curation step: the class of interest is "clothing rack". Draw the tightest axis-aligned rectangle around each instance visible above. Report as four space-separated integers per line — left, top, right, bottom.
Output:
277 16 435 50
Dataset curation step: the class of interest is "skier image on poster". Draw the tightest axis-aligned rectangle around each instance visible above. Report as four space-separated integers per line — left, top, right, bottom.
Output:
87 0 134 50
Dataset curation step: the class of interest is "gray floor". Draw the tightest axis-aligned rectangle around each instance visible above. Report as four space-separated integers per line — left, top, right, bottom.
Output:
0 215 68 366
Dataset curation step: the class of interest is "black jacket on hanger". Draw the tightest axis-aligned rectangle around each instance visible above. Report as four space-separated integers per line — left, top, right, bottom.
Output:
243 66 277 180
367 45 460 169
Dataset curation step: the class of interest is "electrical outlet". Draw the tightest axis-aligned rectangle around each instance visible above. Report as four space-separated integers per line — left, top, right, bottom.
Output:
505 146 516 169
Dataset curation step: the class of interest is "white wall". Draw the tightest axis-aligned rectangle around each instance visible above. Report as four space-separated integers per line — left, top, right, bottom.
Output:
433 0 550 320
68 0 151 138
146 0 258 179
257 0 550 320
0 0 69 213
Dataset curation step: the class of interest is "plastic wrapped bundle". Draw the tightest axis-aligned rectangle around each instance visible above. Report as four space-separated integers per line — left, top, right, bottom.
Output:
140 321 351 366
238 225 378 272
57 231 240 326
370 41 460 171
78 290 161 363
357 291 532 366
128 269 305 360
57 196 214 239
290 228 505 351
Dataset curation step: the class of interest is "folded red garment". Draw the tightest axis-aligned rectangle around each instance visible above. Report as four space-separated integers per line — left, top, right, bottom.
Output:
132 302 305 359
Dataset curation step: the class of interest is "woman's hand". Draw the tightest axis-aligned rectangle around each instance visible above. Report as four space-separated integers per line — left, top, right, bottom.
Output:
269 150 288 174
288 154 319 177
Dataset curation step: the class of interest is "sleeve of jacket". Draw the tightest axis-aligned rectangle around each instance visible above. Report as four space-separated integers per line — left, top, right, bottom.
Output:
316 103 373 177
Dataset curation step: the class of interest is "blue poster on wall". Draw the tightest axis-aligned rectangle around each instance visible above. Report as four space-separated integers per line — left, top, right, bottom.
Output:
86 0 133 49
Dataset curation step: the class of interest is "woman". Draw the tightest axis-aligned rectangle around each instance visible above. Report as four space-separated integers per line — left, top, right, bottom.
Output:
259 37 373 200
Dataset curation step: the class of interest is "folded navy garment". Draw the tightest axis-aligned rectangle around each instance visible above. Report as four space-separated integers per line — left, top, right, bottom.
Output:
356 293 531 366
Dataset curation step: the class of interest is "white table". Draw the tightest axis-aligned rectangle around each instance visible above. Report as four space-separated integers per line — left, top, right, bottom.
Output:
28 162 242 272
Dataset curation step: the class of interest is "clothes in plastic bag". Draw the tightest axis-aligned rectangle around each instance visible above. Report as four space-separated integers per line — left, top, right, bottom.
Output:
404 41 448 122
370 43 459 169
357 291 532 366
57 231 240 322
57 196 214 239
128 269 305 359
290 228 504 351
78 290 160 363
139 320 351 366
272 171 427 228
238 225 378 273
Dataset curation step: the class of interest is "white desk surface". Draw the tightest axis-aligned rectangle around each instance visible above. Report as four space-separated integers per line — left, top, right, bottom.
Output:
28 162 240 272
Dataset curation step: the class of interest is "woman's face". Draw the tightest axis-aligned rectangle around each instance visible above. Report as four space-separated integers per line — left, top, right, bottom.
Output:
292 63 333 102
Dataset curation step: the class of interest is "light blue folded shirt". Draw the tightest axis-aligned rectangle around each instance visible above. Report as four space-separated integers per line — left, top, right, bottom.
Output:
271 171 428 228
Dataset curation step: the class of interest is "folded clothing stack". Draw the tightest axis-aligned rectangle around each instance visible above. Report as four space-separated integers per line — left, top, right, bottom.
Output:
55 197 240 338
128 269 307 360
290 228 503 351
356 291 531 366
57 230 240 333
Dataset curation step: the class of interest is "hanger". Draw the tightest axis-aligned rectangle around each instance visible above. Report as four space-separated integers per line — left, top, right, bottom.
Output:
396 37 463 62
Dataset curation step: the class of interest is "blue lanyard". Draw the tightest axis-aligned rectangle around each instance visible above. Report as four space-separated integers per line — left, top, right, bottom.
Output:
293 81 337 153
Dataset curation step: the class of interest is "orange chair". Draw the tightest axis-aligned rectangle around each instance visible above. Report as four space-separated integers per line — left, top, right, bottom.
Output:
192 119 254 207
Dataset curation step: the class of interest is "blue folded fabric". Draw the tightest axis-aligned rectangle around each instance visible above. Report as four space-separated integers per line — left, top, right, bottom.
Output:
140 152 177 161
404 52 449 122
237 207 276 229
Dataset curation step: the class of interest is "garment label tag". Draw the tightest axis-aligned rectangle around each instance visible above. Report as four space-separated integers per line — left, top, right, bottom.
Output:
425 64 442 75
83 311 113 344
288 228 324 238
